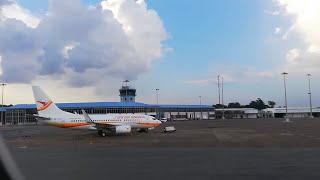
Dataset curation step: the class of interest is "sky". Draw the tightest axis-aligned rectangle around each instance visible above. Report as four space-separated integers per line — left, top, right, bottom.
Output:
0 0 320 108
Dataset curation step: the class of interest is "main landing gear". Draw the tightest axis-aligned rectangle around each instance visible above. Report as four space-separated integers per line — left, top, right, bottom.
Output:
137 128 149 133
98 130 107 137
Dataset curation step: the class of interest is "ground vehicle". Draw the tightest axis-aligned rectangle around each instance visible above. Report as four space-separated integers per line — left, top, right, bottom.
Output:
161 118 168 122
163 126 176 133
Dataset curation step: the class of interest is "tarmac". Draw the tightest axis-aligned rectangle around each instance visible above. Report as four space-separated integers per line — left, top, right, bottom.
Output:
2 118 320 180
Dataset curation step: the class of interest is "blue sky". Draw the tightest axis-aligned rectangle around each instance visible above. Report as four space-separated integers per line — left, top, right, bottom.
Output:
2 0 320 107
139 0 291 105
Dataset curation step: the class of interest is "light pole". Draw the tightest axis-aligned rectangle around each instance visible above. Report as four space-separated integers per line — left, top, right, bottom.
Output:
1 83 6 125
124 80 129 114
282 72 289 121
218 75 221 105
222 76 225 119
199 96 202 120
156 89 159 119
307 74 313 118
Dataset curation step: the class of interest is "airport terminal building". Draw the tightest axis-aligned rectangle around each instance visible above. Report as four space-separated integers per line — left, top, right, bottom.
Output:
4 102 214 125
3 85 319 125
2 85 214 125
261 107 320 118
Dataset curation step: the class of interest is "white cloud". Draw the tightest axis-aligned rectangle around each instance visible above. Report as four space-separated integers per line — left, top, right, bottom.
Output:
0 56 2 75
184 65 276 87
275 0 320 53
283 51 320 75
255 71 275 79
101 0 168 62
0 2 40 28
274 27 281 34
281 25 294 40
286 48 301 63
0 0 12 6
184 79 214 86
273 0 320 75
62 42 78 59
264 10 281 16
0 0 169 102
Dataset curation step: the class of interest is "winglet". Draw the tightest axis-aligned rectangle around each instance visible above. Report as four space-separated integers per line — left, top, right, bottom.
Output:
82 109 94 124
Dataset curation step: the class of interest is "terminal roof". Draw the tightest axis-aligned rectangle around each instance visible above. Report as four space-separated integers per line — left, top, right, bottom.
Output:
6 102 213 109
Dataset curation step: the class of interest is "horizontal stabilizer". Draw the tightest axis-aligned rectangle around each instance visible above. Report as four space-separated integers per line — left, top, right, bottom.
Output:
32 114 51 120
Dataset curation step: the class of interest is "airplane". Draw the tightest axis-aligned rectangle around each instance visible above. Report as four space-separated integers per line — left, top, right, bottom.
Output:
32 86 162 137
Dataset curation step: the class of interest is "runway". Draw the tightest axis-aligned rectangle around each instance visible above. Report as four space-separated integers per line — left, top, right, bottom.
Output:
10 147 320 180
2 118 320 180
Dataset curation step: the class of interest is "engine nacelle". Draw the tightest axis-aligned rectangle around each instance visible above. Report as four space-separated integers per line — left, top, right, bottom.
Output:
115 125 131 134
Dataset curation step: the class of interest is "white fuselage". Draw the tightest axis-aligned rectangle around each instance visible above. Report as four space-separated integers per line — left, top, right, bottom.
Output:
32 86 161 135
38 113 161 130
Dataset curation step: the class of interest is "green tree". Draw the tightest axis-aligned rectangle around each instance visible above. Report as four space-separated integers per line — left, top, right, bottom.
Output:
214 104 227 109
268 101 276 108
247 98 267 110
228 102 241 108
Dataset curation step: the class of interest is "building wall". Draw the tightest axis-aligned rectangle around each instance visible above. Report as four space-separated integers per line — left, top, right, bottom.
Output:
262 108 320 118
5 109 38 125
5 106 214 125
247 114 257 118
286 113 310 118
214 108 258 119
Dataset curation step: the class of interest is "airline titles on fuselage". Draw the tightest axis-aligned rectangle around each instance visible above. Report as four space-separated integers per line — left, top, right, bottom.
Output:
116 115 145 119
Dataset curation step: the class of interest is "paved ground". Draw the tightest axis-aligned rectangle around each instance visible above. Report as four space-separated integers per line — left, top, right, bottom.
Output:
2 118 320 180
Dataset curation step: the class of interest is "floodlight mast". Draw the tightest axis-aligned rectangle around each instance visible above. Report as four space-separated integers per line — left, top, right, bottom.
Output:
282 72 289 122
307 74 313 118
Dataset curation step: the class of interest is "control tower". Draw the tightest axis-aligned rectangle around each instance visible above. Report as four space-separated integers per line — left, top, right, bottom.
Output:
119 81 136 102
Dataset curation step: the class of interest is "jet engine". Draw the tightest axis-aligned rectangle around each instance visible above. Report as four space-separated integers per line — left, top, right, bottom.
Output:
114 125 131 134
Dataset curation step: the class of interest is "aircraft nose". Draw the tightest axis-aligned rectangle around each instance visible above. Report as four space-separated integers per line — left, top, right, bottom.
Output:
158 120 162 124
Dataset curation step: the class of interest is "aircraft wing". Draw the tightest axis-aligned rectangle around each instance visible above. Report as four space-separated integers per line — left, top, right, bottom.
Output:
81 110 116 130
92 123 115 130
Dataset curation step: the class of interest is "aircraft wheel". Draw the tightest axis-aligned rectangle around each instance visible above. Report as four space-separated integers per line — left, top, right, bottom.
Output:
138 129 149 133
98 130 102 135
100 131 107 137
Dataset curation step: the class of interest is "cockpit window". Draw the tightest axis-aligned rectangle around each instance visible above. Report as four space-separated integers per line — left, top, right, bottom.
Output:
152 118 157 120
